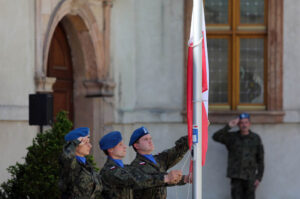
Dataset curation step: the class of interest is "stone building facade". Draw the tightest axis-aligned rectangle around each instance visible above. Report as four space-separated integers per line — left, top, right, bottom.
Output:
0 0 299 198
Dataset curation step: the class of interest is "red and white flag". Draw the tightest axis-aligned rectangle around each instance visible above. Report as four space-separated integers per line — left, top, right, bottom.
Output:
187 3 209 166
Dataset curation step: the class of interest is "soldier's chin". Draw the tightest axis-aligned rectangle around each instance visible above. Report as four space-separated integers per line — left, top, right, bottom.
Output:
120 154 126 158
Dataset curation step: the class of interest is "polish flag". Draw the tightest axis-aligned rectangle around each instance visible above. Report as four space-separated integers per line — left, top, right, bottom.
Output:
187 3 209 166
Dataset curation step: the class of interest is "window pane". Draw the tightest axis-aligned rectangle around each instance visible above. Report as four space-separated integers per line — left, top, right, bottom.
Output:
239 38 264 104
240 0 264 24
205 0 228 24
208 38 229 103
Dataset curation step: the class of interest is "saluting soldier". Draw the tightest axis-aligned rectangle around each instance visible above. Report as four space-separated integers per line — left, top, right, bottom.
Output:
213 113 264 199
59 127 102 199
129 126 191 199
99 131 182 199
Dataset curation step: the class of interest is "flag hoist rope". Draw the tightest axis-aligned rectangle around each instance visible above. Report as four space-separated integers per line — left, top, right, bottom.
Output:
190 36 203 48
174 152 192 199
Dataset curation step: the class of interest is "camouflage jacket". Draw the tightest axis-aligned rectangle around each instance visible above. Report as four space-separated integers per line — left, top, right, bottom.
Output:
213 125 264 181
130 135 189 199
100 158 166 199
59 140 103 199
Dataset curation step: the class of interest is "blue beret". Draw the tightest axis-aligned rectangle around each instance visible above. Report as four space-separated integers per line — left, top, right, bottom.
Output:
99 131 122 150
65 127 90 142
129 126 149 146
239 113 250 120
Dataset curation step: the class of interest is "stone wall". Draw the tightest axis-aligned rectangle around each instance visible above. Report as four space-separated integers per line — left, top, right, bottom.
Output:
0 0 37 182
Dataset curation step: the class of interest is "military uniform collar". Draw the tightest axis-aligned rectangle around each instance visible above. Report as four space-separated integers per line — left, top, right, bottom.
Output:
105 157 125 168
141 154 157 165
108 156 124 168
76 156 86 164
136 153 160 168
238 130 254 137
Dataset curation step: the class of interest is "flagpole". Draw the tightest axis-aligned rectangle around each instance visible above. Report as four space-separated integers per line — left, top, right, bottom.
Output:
192 0 203 198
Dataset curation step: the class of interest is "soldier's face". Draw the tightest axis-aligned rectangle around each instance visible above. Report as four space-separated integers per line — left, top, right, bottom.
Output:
134 134 154 155
109 141 127 159
238 118 251 134
75 136 92 157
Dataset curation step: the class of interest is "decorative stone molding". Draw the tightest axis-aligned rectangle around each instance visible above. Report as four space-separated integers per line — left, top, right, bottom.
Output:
83 79 115 97
208 110 285 124
34 0 112 83
35 76 56 93
267 0 283 111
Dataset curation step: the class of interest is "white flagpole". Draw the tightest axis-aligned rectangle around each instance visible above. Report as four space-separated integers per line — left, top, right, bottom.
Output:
192 0 203 198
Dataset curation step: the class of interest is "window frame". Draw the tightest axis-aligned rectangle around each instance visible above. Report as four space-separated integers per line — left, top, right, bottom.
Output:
184 0 284 123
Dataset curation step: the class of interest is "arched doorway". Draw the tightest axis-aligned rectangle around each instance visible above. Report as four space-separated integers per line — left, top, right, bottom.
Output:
47 22 74 122
44 11 114 167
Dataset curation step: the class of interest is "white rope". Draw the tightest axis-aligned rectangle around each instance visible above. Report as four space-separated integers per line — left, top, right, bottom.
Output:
188 36 203 48
181 151 192 171
175 151 192 199
184 152 192 199
187 179 192 199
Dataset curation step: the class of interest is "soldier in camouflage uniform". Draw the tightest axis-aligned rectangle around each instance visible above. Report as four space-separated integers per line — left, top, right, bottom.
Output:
213 113 264 199
59 127 102 199
129 126 191 199
99 131 183 199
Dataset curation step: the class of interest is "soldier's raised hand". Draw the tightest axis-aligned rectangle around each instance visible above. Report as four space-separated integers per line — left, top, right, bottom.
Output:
164 170 182 184
184 173 193 183
228 118 239 128
78 136 89 145
254 179 260 189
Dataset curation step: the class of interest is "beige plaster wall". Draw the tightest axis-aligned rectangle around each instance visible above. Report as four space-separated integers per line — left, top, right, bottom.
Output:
0 0 35 106
111 0 185 124
0 0 38 183
0 2 300 199
0 122 37 182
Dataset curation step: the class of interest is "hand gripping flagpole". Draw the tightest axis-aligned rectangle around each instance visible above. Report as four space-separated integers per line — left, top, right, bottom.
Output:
192 0 203 198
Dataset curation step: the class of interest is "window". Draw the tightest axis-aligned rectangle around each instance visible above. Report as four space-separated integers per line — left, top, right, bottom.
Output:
184 0 284 123
206 0 267 110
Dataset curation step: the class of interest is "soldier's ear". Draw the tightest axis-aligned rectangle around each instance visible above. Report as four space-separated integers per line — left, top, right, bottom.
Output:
133 143 139 150
107 148 113 155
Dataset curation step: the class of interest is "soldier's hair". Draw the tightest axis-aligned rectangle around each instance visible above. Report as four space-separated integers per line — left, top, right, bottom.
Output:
132 139 140 152
132 146 138 152
103 150 109 156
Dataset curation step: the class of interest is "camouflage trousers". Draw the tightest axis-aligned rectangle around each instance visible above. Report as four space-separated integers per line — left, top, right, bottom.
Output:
231 178 255 199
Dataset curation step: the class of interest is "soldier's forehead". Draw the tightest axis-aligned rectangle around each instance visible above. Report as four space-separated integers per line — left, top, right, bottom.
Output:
141 134 152 139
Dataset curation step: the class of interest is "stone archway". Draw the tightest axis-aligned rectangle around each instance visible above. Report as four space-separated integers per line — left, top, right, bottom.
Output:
59 15 111 166
37 0 115 167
